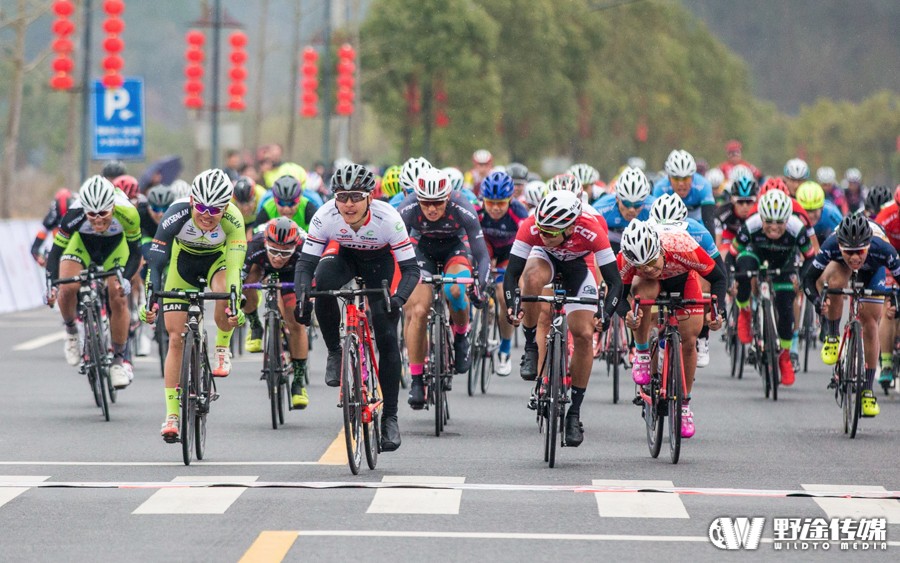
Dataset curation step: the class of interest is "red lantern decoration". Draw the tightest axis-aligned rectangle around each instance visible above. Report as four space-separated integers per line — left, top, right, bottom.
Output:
103 55 124 72
102 17 124 35
52 0 74 17
100 0 125 91
103 0 124 16
226 31 247 112
299 47 319 118
335 43 356 116
433 81 449 128
183 30 205 109
50 1 76 90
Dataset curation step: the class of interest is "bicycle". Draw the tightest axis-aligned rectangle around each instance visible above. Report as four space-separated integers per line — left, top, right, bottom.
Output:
515 280 598 468
307 280 387 475
724 289 745 379
419 269 477 437
632 292 716 465
244 276 295 429
50 265 124 421
595 285 629 404
468 281 500 396
733 262 784 400
798 294 819 373
823 273 896 438
151 283 238 465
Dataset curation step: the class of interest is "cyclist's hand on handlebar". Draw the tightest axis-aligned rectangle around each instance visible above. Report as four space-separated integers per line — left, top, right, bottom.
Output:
886 298 897 320
118 278 131 297
593 312 611 333
707 311 724 331
507 307 523 326
139 302 158 324
46 286 58 308
625 308 642 330
225 306 245 327
294 301 312 325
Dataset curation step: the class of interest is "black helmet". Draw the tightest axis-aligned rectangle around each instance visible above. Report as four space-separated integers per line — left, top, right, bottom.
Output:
331 163 375 193
101 160 126 179
865 185 892 216
506 162 529 183
836 212 872 249
233 176 255 203
271 175 302 201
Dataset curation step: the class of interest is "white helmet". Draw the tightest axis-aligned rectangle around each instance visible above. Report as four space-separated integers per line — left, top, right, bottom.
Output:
727 164 752 181
705 167 725 189
535 190 581 231
650 193 689 225
845 167 862 183
442 167 464 191
615 166 651 203
568 163 599 186
547 173 581 194
523 180 548 207
490 165 507 175
191 168 234 208
757 190 792 222
472 149 492 165
783 158 809 180
399 157 432 194
170 179 191 200
627 156 647 171
816 166 836 185
664 149 696 177
415 167 452 201
79 175 117 213
621 219 661 266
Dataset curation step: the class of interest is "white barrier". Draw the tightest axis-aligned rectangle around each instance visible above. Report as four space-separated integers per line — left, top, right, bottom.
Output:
0 220 45 313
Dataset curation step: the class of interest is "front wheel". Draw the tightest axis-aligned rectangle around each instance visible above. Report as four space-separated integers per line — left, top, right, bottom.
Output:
341 335 363 475
363 336 381 471
667 333 683 465
180 330 198 466
265 315 282 430
848 324 864 439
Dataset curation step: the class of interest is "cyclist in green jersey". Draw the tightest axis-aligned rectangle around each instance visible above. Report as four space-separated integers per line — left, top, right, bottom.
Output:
250 175 319 234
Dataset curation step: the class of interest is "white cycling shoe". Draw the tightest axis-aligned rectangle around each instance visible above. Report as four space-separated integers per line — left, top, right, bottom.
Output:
496 353 512 376
696 337 710 368
110 362 131 389
64 332 82 366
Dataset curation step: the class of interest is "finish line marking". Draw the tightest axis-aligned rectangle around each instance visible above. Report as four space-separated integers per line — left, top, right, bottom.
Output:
13 331 65 351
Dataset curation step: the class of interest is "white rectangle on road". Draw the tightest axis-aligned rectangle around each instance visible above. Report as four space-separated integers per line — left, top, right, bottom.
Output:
367 476 465 515
801 484 900 524
13 332 65 351
592 479 689 519
132 476 257 514
0 475 50 508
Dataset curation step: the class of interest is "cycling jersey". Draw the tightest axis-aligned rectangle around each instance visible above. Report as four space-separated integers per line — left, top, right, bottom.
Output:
236 185 267 225
749 197 815 239
31 195 71 258
478 199 529 257
137 200 158 245
652 174 715 218
251 195 318 233
661 217 720 259
262 162 307 190
813 200 843 243
731 214 813 271
398 191 492 287
46 193 142 281
388 192 405 209
823 184 848 213
257 187 325 211
242 231 304 293
803 234 900 302
591 192 654 250
713 202 746 247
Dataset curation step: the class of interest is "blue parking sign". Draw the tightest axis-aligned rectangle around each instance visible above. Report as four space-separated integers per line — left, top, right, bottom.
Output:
92 77 144 160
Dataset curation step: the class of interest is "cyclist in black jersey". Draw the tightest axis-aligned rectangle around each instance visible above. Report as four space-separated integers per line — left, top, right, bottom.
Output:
32 189 74 266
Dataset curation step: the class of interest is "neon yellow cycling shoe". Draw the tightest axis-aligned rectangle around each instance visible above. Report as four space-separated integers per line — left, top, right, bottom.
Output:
821 336 839 366
861 390 879 417
291 382 309 409
245 325 263 353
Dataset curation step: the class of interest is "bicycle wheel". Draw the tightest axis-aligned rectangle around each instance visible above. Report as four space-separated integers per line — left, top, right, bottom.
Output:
180 330 198 466
801 298 814 373
433 321 445 437
611 319 620 404
399 313 411 390
195 338 210 461
265 314 281 429
98 304 117 406
467 305 482 397
848 323 864 439
548 331 564 468
667 332 683 465
645 338 664 458
363 336 381 470
763 300 779 401
481 304 495 394
341 334 363 475
87 307 111 420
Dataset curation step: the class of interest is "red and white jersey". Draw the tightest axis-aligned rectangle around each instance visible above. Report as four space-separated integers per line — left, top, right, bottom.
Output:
875 202 900 251
302 199 416 261
511 213 615 266
617 227 716 284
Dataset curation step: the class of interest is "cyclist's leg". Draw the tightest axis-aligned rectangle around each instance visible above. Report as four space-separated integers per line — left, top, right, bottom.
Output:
57 233 89 328
102 238 132 384
311 247 356 387
520 250 553 378
241 265 263 352
819 261 849 334
279 290 309 406
494 258 514 349
445 252 473 373
773 280 797 384
734 251 758 343
674 273 705 397
878 299 895 382
860 268 887 391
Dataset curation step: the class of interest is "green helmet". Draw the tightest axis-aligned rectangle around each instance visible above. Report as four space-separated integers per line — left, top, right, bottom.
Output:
381 165 402 198
795 181 825 211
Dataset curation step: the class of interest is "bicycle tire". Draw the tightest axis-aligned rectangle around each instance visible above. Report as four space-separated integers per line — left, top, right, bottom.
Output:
481 303 496 394
87 306 111 420
848 323 864 439
399 313 411 390
441 320 452 428
363 334 380 470
611 319 620 404
890 339 900 396
341 334 363 475
180 329 197 466
667 331 683 465
99 302 117 406
266 314 281 429
548 331 564 468
763 299 779 401
802 298 814 373
433 320 445 437
195 337 210 461
646 338 664 459
467 305 481 397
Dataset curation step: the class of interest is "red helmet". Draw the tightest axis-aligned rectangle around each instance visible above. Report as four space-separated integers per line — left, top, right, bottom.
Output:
54 188 73 215
265 216 301 246
894 185 900 206
113 175 140 199
760 176 789 196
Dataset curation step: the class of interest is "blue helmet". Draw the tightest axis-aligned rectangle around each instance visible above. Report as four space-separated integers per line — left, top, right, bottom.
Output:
481 171 514 199
732 175 759 199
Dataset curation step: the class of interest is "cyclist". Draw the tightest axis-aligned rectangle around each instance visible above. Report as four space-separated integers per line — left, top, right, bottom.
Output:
620 219 726 438
507 162 530 201
592 166 653 254
817 166 847 213
478 171 529 375
32 188 75 266
570 163 604 203
717 139 762 182
783 158 809 196
844 168 866 214
399 167 491 407
652 149 716 236
169 179 191 201
649 193 723 369
251 175 319 234
379 165 403 203
141 169 247 442
232 176 266 236
872 189 900 389
865 185 893 218
504 190 622 447
802 213 900 417
796 181 842 246
392 157 432 208
293 163 420 452
45 176 141 389
444 166 480 209
101 160 126 181
465 149 494 197
732 190 815 386
523 180 547 213
714 175 758 254
242 217 310 408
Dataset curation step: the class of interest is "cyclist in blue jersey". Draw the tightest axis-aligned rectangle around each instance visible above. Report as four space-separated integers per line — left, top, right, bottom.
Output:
444 166 481 209
649 192 724 369
652 149 716 236
592 166 653 253
796 181 842 244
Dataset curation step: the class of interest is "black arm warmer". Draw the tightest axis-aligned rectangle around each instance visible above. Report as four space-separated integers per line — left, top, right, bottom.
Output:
503 254 527 304
598 261 623 318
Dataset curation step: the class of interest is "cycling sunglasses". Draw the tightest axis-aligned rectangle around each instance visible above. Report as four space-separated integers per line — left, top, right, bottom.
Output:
265 245 295 258
194 203 223 216
670 175 692 182
334 191 367 203
839 246 868 256
734 198 756 205
483 198 511 205
150 205 169 213
537 225 565 237
762 219 786 225
620 199 645 209
419 199 448 209
276 197 301 207
86 210 112 219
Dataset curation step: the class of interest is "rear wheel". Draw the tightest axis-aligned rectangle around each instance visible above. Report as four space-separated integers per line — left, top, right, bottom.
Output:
341 334 363 474
763 300 779 401
87 307 110 420
180 331 197 466
467 306 482 397
363 335 381 470
548 332 564 468
611 319 621 404
848 324 864 439
195 340 209 461
646 338 664 458
667 333 683 465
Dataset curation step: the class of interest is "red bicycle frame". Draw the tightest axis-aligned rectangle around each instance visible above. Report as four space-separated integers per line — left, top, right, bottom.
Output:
344 295 383 424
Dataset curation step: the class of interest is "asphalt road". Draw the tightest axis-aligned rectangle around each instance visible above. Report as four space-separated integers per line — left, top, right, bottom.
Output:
1 306 899 562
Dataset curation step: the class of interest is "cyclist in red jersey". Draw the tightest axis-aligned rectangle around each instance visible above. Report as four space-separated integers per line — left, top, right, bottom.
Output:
873 187 900 388
620 220 726 439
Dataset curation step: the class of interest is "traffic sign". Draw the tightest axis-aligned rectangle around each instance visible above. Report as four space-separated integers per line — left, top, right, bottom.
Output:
92 77 144 160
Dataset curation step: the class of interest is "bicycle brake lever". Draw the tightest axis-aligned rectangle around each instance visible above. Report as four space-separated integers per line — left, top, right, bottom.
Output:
382 279 391 312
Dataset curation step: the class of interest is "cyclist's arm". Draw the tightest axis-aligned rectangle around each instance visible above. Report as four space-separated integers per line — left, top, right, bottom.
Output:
502 254 527 304
45 208 84 281
146 204 190 293
387 218 419 304
116 202 143 279
701 204 716 239
502 220 537 303
700 260 727 316
598 260 623 318
221 203 248 292
457 196 492 287
304 199 319 227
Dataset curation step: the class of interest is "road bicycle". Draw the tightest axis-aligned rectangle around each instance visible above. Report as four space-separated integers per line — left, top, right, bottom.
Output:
244 276 295 429
467 282 500 396
733 262 784 400
823 273 896 438
632 292 715 464
595 285 629 404
51 265 123 421
152 283 238 465
798 294 819 373
308 280 387 474
516 280 598 468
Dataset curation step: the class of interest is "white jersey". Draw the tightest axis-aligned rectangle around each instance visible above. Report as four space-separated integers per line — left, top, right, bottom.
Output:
302 199 416 261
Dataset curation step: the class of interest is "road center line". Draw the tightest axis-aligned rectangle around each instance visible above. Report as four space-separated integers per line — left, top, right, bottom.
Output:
317 430 348 465
13 331 65 351
239 531 298 563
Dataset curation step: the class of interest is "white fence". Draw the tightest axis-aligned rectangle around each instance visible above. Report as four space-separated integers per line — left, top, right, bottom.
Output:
0 220 46 313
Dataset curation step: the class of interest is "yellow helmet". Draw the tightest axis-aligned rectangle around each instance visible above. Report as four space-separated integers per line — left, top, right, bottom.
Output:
795 181 825 211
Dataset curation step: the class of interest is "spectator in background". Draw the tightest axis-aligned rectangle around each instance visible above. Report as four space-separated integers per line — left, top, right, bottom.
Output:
222 149 242 181
717 140 762 181
465 149 493 197
817 166 847 213
256 144 275 187
843 167 866 213
238 162 260 187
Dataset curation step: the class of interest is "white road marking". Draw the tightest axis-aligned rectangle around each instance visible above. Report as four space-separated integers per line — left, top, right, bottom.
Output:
367 476 465 515
132 476 257 514
592 479 689 518
802 484 900 523
0 476 50 508
12 331 65 351
0 461 322 466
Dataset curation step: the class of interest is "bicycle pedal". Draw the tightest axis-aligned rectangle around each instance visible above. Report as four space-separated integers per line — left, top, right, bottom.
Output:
210 392 220 402
632 395 643 406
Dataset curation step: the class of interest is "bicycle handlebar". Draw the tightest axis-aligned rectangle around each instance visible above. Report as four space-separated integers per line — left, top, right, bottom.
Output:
730 267 788 279
243 282 295 290
632 293 717 315
52 266 122 287
308 280 392 311
421 275 476 285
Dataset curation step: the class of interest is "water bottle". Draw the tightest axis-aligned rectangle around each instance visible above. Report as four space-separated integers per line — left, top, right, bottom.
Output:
657 337 666 373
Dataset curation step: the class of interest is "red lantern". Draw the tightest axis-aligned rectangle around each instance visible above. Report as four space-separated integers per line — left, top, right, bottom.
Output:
184 95 203 109
434 82 449 128
102 17 125 35
99 2 125 90
52 18 75 36
52 0 74 17
103 36 124 53
186 30 205 46
52 37 74 54
52 56 75 73
103 0 124 16
103 55 124 71
184 30 205 109
229 31 248 48
186 47 204 63
50 1 76 90
299 47 319 118
103 73 124 89
334 44 356 116
50 74 75 90
226 31 247 112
